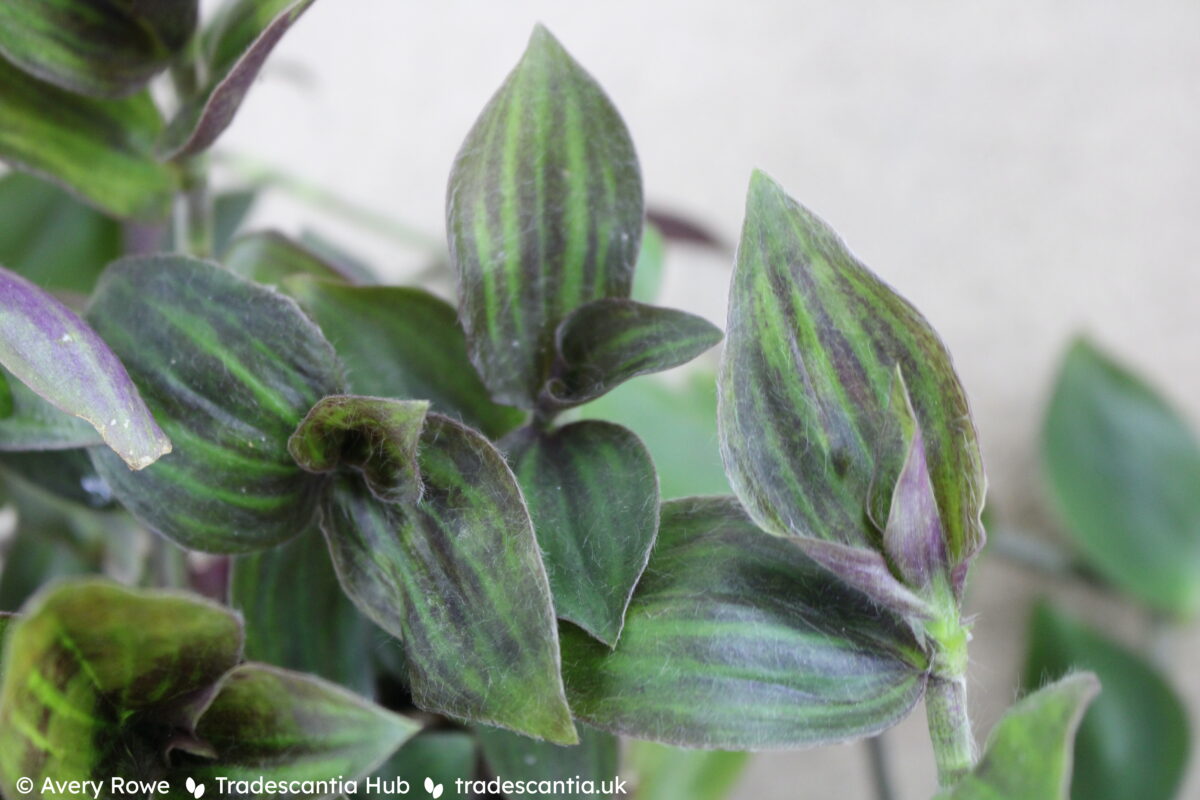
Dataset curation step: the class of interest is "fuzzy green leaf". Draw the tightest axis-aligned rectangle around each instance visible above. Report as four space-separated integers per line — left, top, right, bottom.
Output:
160 0 318 158
545 299 722 407
289 395 429 505
86 255 344 553
628 741 749 800
718 171 984 601
320 415 576 744
477 723 618 800
364 732 476 800
1042 339 1200 615
284 275 526 439
0 172 122 294
0 266 171 469
508 421 658 645
0 580 243 794
226 230 357 288
447 24 644 409
937 673 1099 800
1023 602 1188 800
0 58 175 220
0 0 196 97
561 497 930 748
578 372 731 500
178 665 418 791
231 528 375 696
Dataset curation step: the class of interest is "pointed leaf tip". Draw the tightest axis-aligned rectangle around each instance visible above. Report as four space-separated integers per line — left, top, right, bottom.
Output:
0 266 171 470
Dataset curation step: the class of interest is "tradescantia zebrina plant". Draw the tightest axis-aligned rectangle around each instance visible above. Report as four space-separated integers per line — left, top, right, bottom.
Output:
0 5 1099 799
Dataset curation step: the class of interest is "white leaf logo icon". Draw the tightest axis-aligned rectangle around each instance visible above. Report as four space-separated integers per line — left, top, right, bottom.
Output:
424 777 444 799
185 778 206 798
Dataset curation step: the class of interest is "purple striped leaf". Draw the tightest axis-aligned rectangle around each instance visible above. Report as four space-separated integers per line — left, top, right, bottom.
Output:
0 266 170 469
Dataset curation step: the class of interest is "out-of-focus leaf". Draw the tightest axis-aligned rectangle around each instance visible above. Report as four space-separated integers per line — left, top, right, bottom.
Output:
284 275 526 439
718 170 984 602
477 723 618 800
0 0 196 97
0 366 102 451
365 731 476 800
297 229 378 284
508 421 658 645
447 25 643 409
0 449 114 509
936 673 1099 800
0 59 175 220
628 741 749 800
226 230 356 288
289 395 428 505
231 527 375 696
0 266 171 469
561 497 930 749
545 299 722 407
0 172 122 294
0 372 10 417
176 664 418 790
87 255 343 553
1023 602 1188 800
632 225 665 303
1042 339 1200 615
321 415 576 744
213 190 259 256
0 580 243 794
646 208 726 250
577 372 730 500
0 518 93 612
160 0 318 158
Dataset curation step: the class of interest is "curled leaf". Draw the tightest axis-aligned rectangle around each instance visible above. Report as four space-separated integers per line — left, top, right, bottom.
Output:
289 395 429 505
0 266 170 469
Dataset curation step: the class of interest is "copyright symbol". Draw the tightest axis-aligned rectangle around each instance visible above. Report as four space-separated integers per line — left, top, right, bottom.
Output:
15 777 33 794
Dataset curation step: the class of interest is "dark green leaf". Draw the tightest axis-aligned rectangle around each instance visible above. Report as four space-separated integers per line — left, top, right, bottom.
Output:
212 190 259 256
226 230 356 288
160 0 318 158
0 266 171 469
508 421 658 645
1041 339 1200 615
477 723 618 800
297 230 379 284
0 171 122 294
365 731 476 800
0 367 103 451
0 0 196 97
0 58 175 219
0 371 10 417
0 580 243 793
87 255 344 553
937 673 1099 800
0 449 115 509
577 372 731 500
289 395 428 505
628 741 749 800
178 664 419 790
231 527 375 696
320 414 576 744
561 497 930 748
632 224 665 303
0 515 94 611
718 170 984 601
545 299 722 407
284 275 526 439
1023 602 1188 800
447 24 644 409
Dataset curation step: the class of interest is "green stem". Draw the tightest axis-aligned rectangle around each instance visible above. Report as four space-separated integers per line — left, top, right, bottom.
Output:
865 734 896 800
926 675 976 787
175 155 214 258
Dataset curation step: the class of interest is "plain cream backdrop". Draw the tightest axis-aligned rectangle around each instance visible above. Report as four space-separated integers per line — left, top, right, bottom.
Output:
205 2 1200 797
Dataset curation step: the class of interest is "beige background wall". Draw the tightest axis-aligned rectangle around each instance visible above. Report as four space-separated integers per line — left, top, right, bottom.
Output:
208 2 1200 797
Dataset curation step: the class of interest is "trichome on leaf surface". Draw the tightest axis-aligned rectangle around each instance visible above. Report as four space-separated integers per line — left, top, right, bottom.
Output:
0 4 1103 800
